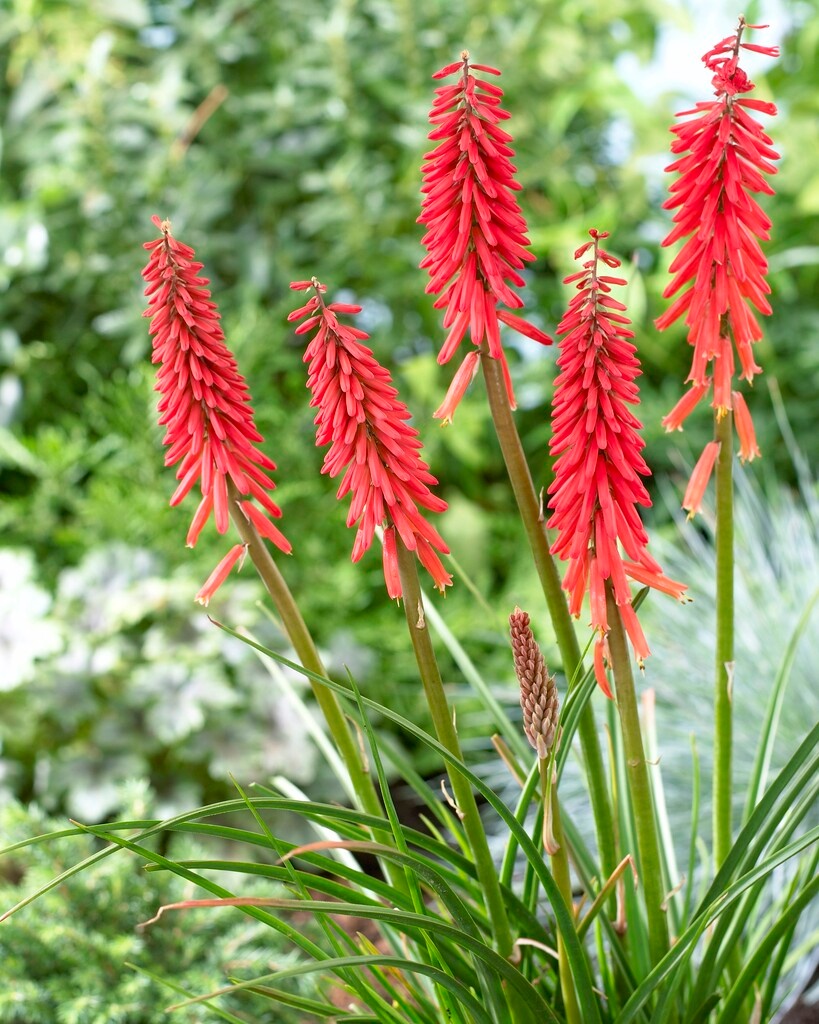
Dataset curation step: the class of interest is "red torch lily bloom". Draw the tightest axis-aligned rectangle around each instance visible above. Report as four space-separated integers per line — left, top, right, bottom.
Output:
289 279 452 599
548 231 687 695
419 51 552 418
142 216 290 602
656 19 778 482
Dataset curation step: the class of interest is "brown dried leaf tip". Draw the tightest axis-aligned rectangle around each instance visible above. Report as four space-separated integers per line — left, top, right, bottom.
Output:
510 608 559 759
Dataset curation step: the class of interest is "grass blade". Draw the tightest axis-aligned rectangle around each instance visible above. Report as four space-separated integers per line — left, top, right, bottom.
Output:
210 619 603 1024
125 963 252 1023
170 953 495 1024
615 826 819 1023
743 588 819 822
715 874 819 1024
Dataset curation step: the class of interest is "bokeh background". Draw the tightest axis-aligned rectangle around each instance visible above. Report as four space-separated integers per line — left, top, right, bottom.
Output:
1 0 818 1012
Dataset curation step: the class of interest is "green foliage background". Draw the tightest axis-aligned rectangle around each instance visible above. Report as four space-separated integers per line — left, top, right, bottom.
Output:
1 0 816 817
0 789 319 1022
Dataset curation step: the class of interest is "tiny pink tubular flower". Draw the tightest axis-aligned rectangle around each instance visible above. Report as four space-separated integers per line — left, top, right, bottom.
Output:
547 231 688 695
195 543 247 606
655 19 777 454
661 379 711 432
732 391 761 461
419 51 552 416
433 349 481 425
682 441 722 517
142 217 290 594
288 279 452 598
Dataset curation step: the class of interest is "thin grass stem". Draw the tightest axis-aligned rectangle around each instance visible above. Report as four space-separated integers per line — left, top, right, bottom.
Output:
605 582 669 969
226 484 388 835
713 411 735 869
541 758 582 1024
395 538 513 961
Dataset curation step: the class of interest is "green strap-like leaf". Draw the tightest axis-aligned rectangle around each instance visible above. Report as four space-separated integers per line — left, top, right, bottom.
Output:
743 588 819 821
697 721 819 914
181 953 496 1023
715 873 819 1024
210 620 602 1024
615 826 819 1024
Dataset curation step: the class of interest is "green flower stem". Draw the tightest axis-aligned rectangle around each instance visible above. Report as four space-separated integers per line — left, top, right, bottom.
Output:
604 582 669 967
481 350 617 884
396 539 514 958
714 411 735 870
541 759 582 1024
226 487 384 825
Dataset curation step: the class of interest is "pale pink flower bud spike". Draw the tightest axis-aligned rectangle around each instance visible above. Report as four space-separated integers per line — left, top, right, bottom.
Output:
289 279 452 599
510 608 560 759
142 217 290 599
548 230 688 695
419 52 553 418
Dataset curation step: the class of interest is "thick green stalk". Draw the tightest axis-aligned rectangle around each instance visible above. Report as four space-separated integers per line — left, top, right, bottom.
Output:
605 583 669 967
396 540 514 957
481 351 617 882
226 487 384 823
542 761 582 1024
713 412 735 869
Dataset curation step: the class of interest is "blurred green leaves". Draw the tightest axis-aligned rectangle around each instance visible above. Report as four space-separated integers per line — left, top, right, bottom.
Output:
1 0 817 811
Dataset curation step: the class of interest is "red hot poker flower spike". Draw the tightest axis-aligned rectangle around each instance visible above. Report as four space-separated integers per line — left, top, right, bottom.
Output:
142 217 290 601
547 231 687 695
289 279 452 598
656 19 778 444
419 51 552 418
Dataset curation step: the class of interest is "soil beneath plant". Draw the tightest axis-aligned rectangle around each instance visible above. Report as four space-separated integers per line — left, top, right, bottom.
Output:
781 1002 819 1023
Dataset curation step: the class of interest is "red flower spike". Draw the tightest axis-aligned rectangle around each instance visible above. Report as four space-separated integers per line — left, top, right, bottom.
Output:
547 231 687 695
656 18 777 497
289 280 452 598
142 218 291 593
419 52 552 417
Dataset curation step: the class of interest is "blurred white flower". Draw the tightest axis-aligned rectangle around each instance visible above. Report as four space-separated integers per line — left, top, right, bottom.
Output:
0 550 63 690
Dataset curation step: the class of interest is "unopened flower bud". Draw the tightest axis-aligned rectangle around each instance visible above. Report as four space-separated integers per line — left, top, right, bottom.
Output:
510 609 559 759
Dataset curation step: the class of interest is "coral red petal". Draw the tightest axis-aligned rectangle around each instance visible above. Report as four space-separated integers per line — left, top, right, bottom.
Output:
195 544 247 606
